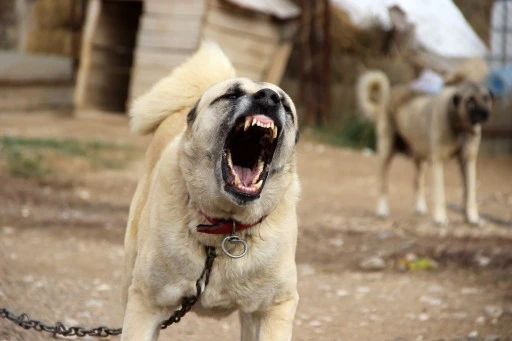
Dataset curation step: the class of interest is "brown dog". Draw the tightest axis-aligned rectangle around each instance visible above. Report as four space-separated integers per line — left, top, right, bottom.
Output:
122 42 301 341
357 71 493 225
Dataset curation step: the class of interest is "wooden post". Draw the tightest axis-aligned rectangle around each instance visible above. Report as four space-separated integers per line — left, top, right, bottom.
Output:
73 0 101 109
321 0 331 125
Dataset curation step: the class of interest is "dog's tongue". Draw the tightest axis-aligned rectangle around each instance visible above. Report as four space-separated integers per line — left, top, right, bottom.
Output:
233 165 256 186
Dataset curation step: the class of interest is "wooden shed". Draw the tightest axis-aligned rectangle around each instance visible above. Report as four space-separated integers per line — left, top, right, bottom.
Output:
74 0 300 113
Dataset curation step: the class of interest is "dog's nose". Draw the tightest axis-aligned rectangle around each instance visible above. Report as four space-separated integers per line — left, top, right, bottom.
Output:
253 89 280 108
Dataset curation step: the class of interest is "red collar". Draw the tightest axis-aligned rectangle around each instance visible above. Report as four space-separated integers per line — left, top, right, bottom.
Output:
196 213 265 235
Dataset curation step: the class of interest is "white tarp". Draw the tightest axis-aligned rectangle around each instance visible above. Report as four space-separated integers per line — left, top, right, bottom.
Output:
331 0 488 58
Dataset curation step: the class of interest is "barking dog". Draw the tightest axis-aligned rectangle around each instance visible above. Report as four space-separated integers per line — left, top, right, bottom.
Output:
121 42 301 341
357 70 493 225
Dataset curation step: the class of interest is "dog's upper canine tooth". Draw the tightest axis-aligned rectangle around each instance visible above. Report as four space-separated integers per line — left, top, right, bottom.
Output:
227 150 234 169
244 118 251 131
272 126 278 139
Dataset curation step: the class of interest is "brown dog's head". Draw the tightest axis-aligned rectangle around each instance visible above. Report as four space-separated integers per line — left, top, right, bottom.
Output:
451 82 493 131
180 77 300 221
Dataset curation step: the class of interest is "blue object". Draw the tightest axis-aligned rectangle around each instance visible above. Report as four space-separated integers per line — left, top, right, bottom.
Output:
486 64 512 96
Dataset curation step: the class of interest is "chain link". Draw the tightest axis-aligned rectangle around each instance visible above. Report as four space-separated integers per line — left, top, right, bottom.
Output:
1 245 217 337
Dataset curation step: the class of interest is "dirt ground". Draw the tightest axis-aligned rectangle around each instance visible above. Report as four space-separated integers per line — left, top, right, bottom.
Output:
1 111 512 341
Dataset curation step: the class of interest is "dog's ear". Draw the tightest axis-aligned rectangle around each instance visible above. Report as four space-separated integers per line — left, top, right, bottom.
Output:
452 93 461 107
187 101 199 125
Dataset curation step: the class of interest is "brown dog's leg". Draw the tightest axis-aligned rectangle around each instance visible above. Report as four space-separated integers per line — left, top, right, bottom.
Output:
431 159 448 225
376 121 394 217
239 294 298 341
122 287 168 341
414 159 428 215
457 148 481 225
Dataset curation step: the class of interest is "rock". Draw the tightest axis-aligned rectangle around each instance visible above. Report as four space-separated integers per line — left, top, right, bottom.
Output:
63 317 79 326
475 315 486 325
328 238 344 247
297 264 316 277
475 255 491 267
85 299 103 308
452 311 468 320
336 289 350 297
356 286 371 294
467 330 478 341
2 226 14 235
405 252 418 262
485 336 501 341
461 287 480 295
362 148 374 157
308 320 322 327
418 313 430 321
22 275 34 283
419 295 443 306
359 256 386 271
95 283 111 292
21 206 30 218
485 305 504 320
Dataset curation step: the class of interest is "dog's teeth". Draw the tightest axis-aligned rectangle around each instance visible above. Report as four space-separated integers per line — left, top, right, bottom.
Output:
252 119 257 126
244 118 251 131
233 173 241 187
254 180 263 190
272 126 278 139
227 151 234 169
258 158 264 171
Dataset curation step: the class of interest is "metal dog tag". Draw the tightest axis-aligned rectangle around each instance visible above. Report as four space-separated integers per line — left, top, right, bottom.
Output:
221 221 248 259
221 235 248 259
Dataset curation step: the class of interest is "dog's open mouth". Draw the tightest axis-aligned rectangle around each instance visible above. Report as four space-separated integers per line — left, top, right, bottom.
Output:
222 114 279 198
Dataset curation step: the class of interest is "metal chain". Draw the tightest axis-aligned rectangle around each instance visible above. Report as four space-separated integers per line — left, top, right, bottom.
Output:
0 245 217 337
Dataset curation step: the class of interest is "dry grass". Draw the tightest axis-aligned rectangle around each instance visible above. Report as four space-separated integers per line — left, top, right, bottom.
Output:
0 136 138 185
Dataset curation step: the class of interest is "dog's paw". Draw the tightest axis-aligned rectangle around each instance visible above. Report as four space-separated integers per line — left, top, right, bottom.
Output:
415 200 428 216
376 198 389 218
433 215 449 226
467 216 485 227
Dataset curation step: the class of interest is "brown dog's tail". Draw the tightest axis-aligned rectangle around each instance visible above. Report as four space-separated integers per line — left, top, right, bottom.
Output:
129 41 236 135
356 70 390 122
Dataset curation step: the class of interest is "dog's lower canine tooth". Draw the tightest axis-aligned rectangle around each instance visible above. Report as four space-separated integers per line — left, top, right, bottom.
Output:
254 179 263 190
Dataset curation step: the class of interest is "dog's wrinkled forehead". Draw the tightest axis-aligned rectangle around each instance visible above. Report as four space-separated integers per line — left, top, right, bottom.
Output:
458 82 492 103
196 78 296 114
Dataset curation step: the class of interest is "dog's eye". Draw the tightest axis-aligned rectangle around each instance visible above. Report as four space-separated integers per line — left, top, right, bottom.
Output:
222 92 242 101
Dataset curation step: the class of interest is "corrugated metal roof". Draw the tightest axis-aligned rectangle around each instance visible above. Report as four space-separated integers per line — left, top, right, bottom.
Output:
224 0 300 20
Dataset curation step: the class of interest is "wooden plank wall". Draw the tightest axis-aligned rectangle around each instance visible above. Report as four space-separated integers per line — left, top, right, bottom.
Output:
129 0 206 100
203 0 281 81
129 0 295 103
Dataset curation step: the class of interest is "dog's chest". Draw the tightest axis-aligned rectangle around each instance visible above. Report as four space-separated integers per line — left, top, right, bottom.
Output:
198 258 279 312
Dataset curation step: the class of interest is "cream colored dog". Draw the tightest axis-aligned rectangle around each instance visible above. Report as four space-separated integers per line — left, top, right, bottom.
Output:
357 71 493 225
121 42 301 341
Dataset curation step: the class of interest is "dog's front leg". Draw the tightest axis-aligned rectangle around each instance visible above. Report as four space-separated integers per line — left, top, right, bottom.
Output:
122 286 168 341
432 160 448 225
414 159 428 215
458 154 480 225
239 294 298 341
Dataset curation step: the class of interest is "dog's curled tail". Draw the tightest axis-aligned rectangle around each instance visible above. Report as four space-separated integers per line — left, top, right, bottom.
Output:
129 41 236 135
356 70 390 122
